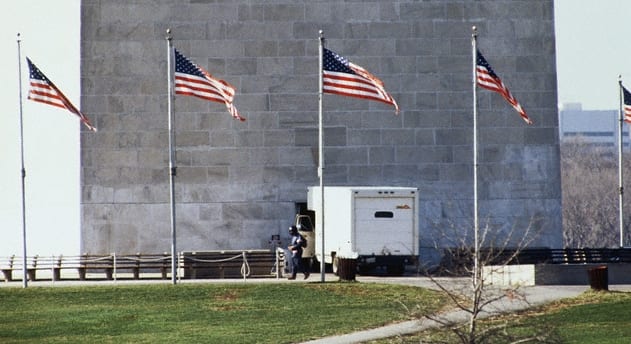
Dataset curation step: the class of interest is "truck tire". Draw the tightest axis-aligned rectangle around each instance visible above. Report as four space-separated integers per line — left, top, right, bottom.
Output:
308 257 320 273
357 264 372 275
386 264 405 276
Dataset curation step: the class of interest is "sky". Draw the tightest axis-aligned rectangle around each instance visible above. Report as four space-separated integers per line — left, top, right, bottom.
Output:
0 1 81 256
0 0 629 257
554 0 631 110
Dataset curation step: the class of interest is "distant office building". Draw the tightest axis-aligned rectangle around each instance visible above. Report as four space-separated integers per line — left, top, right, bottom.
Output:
559 103 629 147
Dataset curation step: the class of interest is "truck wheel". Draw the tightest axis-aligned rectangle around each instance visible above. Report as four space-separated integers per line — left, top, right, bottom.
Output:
386 264 405 276
309 257 320 273
357 264 372 275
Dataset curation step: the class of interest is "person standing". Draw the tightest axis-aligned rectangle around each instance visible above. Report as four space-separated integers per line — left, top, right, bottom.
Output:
288 225 309 280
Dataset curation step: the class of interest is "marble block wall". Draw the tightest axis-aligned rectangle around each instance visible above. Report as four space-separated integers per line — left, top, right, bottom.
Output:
79 0 561 258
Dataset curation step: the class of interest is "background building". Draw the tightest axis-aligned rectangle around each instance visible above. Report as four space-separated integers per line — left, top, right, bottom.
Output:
80 0 562 262
559 103 629 148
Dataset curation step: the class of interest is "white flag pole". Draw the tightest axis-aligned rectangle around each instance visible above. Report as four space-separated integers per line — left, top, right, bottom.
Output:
618 76 625 248
318 30 326 282
17 33 28 288
166 29 177 284
471 27 480 287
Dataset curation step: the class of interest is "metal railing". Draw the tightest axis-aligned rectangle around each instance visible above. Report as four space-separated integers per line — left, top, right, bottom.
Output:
1 250 277 282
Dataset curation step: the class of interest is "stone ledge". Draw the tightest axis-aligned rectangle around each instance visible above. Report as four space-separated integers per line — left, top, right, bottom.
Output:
484 263 631 286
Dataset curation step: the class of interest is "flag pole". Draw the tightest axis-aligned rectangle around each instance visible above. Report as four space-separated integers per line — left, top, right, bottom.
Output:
17 33 28 288
618 76 625 248
318 30 326 282
166 29 177 284
471 26 480 287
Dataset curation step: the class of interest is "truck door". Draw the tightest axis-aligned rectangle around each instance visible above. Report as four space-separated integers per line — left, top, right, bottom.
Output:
353 196 415 255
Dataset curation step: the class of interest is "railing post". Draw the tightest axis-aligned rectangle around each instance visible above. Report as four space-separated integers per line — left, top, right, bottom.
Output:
177 251 182 283
275 248 280 279
27 255 38 282
79 254 87 280
50 255 55 283
161 252 168 280
113 252 117 281
242 251 247 282
54 255 63 281
2 255 15 282
134 253 141 279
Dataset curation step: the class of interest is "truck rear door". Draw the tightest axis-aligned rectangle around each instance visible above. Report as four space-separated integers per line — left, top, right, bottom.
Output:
353 195 415 255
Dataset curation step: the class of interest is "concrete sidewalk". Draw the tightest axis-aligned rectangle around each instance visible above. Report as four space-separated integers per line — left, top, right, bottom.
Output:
302 277 631 344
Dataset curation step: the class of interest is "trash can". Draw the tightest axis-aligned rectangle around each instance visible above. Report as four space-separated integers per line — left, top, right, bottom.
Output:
588 265 608 291
337 258 357 281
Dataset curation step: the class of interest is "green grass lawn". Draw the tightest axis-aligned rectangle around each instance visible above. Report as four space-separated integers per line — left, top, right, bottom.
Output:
0 282 446 344
535 291 631 343
371 290 631 343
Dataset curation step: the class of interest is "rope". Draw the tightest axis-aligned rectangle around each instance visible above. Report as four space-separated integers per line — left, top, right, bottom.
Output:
1 251 267 281
115 256 171 263
81 255 113 263
184 254 242 263
240 251 251 279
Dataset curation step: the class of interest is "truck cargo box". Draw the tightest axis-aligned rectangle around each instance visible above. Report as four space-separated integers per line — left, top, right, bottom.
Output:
307 186 419 274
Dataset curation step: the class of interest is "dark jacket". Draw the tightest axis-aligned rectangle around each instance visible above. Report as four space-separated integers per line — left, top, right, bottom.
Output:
289 234 304 257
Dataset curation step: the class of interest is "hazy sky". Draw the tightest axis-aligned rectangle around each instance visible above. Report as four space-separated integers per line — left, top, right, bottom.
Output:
554 0 631 110
0 1 80 256
0 0 629 256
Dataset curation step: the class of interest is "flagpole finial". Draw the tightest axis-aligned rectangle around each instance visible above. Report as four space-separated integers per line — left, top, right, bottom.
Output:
17 32 21 41
166 28 172 41
472 26 477 36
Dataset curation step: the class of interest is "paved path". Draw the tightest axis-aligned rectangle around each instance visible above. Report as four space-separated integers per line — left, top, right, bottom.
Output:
302 277 631 344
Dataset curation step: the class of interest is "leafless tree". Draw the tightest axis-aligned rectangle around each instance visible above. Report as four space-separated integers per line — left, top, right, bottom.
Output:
561 137 631 248
415 219 561 344
396 137 631 343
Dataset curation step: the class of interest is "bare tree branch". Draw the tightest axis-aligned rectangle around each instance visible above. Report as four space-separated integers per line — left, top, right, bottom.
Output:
417 216 557 343
561 138 631 247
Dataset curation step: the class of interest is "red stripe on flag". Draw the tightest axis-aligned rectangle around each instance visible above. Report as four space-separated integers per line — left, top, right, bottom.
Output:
322 48 399 114
174 49 244 121
27 58 97 131
476 51 532 125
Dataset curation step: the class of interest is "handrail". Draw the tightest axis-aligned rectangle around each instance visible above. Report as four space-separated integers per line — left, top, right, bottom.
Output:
183 254 243 264
476 247 631 265
1 250 275 282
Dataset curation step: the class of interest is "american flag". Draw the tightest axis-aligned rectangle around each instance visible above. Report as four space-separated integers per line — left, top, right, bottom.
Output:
322 48 399 113
174 49 244 121
27 58 97 132
622 84 631 124
476 50 532 125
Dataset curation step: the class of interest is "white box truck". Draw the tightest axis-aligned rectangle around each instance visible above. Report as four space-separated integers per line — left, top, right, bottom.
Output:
306 186 419 275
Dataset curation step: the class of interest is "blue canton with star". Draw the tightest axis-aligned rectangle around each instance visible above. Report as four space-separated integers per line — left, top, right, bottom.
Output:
476 50 499 79
323 48 356 75
175 49 205 78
